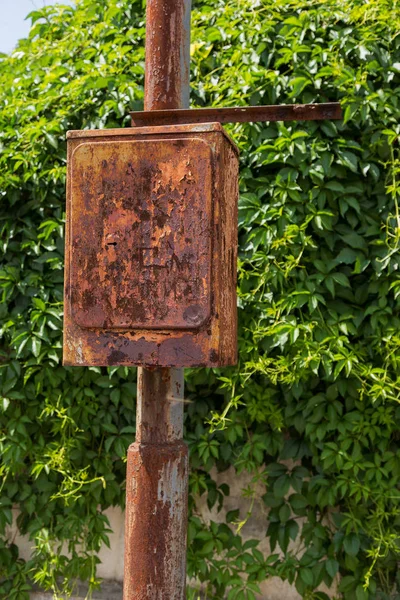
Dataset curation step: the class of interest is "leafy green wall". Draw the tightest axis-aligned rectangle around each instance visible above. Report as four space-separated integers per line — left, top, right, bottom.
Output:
1 0 400 598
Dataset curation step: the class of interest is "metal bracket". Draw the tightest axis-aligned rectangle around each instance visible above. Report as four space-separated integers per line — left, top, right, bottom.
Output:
130 102 342 127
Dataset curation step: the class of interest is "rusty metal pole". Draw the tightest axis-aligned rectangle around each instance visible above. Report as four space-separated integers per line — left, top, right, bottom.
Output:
143 0 191 111
123 1 191 599
124 369 188 599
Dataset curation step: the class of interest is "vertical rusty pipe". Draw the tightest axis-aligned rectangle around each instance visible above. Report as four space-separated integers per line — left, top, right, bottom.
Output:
124 0 191 598
124 369 188 599
144 0 191 111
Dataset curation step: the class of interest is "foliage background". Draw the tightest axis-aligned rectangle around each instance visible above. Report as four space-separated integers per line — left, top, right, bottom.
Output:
1 0 400 598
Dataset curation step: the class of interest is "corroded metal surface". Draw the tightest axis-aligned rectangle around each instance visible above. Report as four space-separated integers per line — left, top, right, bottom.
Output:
144 0 191 110
66 123 238 141
124 441 189 600
131 102 343 127
123 368 188 600
63 123 239 367
123 2 191 598
69 138 212 330
136 368 184 443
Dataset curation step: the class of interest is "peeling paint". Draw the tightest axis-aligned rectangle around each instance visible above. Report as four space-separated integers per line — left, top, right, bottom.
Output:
69 138 213 331
123 442 189 600
144 0 191 111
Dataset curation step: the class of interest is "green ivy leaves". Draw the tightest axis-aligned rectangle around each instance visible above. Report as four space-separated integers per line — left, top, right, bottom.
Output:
191 0 400 597
1 0 400 599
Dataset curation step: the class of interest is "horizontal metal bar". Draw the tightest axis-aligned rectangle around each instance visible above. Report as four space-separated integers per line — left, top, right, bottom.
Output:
130 102 342 127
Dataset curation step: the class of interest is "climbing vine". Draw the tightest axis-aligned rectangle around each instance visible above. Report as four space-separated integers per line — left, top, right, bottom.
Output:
1 0 400 598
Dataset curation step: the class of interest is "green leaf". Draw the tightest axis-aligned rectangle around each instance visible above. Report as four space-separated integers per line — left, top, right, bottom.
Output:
44 132 59 149
110 388 120 406
337 150 359 173
331 272 351 288
356 585 369 600
290 77 311 97
114 437 126 458
289 494 308 511
0 397 10 412
325 276 335 297
31 336 41 358
274 475 290 498
325 558 339 578
342 233 366 249
279 503 291 522
300 568 314 586
336 248 358 264
32 298 46 311
325 180 345 192
343 533 360 556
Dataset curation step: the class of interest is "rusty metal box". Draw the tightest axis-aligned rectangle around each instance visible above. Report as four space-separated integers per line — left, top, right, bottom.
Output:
63 123 238 367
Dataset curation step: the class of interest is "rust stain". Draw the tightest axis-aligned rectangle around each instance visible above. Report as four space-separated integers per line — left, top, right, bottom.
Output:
123 367 188 599
136 367 184 444
124 442 189 600
144 0 191 111
70 138 212 331
130 102 343 127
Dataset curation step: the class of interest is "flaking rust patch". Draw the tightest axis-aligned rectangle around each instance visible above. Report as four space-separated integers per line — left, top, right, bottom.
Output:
70 138 213 331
